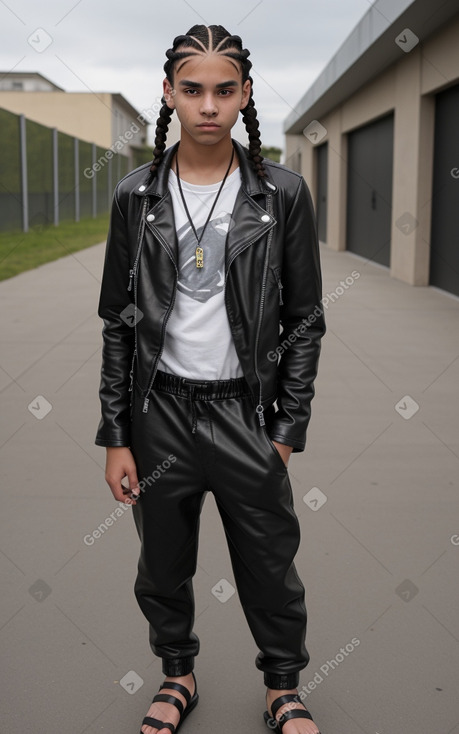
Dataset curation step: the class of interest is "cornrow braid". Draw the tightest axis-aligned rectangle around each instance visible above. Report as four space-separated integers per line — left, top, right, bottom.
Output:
148 24 267 180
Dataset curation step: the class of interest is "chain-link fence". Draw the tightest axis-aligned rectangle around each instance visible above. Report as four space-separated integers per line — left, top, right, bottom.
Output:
0 107 152 232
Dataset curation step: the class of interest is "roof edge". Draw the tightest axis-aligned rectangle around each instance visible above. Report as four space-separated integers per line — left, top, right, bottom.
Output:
284 0 458 135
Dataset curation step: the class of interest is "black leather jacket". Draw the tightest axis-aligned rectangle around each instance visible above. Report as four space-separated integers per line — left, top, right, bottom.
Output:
95 139 326 452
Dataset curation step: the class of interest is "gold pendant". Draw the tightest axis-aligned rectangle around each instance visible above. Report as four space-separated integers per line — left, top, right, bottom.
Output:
196 247 204 268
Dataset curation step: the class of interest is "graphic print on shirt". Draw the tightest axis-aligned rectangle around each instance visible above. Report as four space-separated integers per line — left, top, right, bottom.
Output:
176 212 233 303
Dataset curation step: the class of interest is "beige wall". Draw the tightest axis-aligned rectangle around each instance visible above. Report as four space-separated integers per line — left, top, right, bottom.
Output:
288 15 459 286
0 92 146 153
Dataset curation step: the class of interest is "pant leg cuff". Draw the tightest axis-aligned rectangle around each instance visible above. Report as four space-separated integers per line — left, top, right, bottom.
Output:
264 671 300 689
162 656 195 676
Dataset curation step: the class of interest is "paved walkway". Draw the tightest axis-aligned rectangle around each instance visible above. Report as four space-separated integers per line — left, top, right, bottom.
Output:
0 239 458 734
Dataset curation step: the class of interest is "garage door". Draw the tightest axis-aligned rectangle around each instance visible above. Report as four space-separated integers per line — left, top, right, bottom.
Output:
316 142 328 243
346 114 394 266
430 83 459 297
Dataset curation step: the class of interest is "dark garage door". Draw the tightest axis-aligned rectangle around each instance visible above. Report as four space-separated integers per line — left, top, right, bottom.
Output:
430 83 459 297
316 142 328 243
346 114 394 266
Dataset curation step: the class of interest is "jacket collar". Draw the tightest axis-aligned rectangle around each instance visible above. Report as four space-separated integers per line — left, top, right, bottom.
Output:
134 138 277 198
136 138 278 270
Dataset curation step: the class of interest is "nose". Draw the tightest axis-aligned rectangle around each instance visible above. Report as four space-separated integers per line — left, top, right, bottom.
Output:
200 92 218 117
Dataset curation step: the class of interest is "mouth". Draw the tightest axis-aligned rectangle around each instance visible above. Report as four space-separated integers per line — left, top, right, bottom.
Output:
197 122 220 128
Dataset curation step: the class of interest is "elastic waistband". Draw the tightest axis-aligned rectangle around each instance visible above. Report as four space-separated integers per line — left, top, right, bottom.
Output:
152 369 252 401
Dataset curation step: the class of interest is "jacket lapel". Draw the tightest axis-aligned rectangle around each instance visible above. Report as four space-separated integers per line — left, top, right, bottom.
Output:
224 189 276 272
146 192 179 267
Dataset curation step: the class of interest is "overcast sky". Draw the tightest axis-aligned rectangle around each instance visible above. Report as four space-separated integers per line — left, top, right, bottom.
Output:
0 0 374 148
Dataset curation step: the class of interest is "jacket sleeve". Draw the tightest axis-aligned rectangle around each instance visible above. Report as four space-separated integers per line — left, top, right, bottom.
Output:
269 176 326 452
94 185 135 447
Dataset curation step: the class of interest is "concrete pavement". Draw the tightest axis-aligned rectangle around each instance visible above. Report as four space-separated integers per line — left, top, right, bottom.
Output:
0 239 458 733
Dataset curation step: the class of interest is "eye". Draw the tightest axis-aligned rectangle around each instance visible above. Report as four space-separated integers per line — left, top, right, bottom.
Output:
218 89 233 96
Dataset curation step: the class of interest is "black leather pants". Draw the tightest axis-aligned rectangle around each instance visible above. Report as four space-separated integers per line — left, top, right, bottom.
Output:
130 370 310 690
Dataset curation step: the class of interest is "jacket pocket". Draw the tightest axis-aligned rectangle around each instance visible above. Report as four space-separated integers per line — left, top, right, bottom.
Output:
262 425 289 473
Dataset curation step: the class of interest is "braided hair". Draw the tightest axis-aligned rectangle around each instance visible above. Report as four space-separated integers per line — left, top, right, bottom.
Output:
149 24 266 179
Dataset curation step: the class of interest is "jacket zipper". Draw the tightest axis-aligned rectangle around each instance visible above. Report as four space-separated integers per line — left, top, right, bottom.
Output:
128 347 136 393
253 193 274 427
127 197 149 293
223 197 275 426
141 228 178 413
127 197 149 396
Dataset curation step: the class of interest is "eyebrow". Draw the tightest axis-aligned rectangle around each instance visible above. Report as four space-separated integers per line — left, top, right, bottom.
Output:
178 80 239 89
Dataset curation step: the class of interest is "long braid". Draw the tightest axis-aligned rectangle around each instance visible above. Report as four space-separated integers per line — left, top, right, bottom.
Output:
241 78 266 179
148 24 267 179
149 98 173 176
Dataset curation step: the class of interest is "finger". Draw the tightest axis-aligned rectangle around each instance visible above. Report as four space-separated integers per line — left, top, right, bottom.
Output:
127 468 141 499
121 480 139 505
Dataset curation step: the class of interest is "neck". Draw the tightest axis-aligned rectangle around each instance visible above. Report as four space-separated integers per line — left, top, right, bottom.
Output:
173 130 237 184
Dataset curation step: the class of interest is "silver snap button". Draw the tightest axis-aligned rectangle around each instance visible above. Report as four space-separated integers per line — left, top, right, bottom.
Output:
138 185 146 192
146 213 155 222
261 214 270 222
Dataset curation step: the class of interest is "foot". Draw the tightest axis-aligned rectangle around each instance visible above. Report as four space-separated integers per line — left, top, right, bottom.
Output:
266 687 320 734
141 673 196 734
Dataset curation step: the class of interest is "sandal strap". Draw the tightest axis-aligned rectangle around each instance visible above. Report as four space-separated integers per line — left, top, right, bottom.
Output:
280 709 313 724
151 692 184 715
141 715 175 732
159 680 192 704
271 693 302 719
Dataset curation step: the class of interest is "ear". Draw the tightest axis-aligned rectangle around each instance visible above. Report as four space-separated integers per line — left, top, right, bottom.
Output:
163 77 176 109
240 79 252 110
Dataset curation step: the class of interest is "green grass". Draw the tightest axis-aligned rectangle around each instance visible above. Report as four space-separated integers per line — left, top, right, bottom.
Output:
0 213 110 281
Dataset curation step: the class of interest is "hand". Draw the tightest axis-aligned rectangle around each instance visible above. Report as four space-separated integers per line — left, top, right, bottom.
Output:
104 447 140 505
272 441 293 467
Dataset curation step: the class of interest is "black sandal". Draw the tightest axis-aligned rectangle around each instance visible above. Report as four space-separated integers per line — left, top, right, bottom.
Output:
140 671 199 733
263 693 318 733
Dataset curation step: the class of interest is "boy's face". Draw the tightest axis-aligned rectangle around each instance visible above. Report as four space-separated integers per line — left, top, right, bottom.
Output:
163 50 251 146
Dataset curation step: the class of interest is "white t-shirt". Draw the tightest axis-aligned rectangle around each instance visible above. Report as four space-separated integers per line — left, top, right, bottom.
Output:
157 166 244 380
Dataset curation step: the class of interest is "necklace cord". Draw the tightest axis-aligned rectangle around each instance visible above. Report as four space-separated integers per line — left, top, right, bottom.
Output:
174 144 235 267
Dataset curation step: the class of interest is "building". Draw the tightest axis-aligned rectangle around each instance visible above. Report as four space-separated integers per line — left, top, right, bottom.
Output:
284 0 459 298
0 71 150 167
0 71 64 92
